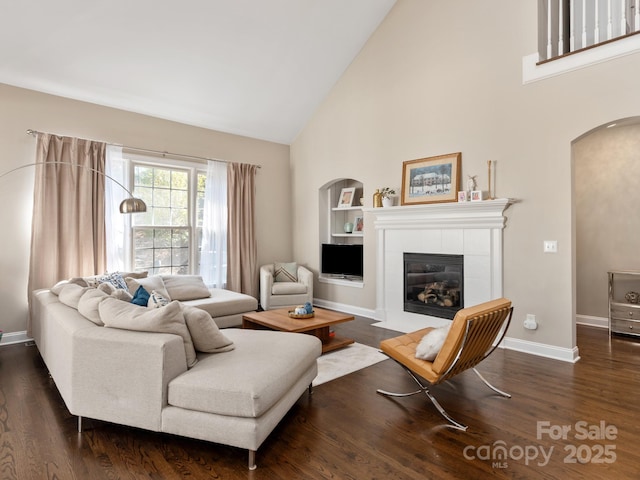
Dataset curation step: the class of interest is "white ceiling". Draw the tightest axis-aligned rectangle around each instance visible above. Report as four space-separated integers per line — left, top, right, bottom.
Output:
0 0 396 145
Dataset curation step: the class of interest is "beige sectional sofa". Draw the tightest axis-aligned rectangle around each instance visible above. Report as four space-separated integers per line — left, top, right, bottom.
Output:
31 274 322 470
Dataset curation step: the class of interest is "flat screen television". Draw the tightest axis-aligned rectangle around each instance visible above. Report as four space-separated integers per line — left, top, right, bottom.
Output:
321 243 363 278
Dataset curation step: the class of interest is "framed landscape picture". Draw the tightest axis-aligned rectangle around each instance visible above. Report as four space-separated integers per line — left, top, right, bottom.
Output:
401 152 461 205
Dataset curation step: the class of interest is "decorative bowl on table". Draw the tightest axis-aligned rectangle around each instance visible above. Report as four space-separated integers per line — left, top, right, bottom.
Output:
288 305 315 319
288 311 315 319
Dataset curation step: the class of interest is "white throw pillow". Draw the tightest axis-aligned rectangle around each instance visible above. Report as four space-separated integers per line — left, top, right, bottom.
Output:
111 288 134 302
98 281 133 301
274 262 298 282
415 325 450 361
162 275 211 301
118 271 148 280
125 275 171 300
148 290 170 308
50 280 68 296
97 282 117 294
96 272 128 290
99 298 197 368
58 283 90 309
181 305 234 353
77 288 110 325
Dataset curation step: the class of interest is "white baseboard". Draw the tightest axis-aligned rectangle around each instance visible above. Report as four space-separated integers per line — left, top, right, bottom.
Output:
500 337 580 363
0 330 32 346
575 314 608 329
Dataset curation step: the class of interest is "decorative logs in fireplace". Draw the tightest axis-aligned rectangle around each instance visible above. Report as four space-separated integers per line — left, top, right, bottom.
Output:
416 281 461 307
404 252 464 320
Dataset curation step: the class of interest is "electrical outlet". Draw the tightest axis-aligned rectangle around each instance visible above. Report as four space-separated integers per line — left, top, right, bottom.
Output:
524 314 538 330
543 240 557 253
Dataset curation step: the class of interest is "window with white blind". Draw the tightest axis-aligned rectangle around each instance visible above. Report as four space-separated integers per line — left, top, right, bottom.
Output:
129 158 206 275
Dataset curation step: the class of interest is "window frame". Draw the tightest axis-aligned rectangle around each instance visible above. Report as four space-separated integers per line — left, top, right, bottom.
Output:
124 153 207 275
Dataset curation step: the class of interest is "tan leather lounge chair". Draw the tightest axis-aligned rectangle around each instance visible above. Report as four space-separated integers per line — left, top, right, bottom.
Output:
377 298 514 430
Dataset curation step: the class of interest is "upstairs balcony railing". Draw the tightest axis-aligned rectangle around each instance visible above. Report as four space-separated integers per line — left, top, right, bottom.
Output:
539 0 640 62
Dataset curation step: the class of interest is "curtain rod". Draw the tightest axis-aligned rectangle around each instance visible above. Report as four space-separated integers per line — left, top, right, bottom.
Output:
26 129 261 168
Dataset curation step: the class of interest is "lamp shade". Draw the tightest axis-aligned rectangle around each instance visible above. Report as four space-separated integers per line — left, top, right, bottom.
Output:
119 197 147 213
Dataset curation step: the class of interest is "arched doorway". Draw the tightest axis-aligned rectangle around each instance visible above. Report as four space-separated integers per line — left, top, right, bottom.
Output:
573 116 640 331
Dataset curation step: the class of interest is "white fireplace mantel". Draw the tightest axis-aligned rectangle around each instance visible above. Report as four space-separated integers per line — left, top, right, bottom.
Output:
366 198 513 331
366 198 512 230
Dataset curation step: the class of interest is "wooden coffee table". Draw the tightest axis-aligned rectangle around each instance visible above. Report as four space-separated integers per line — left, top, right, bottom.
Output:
242 307 355 354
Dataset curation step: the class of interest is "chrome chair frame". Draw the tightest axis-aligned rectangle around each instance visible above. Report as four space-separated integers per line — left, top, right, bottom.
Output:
377 306 514 431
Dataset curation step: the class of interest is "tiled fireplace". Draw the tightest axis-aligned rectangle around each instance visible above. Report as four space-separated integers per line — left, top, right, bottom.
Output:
404 252 464 320
369 198 512 332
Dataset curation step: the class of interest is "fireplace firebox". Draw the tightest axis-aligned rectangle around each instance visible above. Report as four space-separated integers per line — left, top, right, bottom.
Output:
404 253 463 320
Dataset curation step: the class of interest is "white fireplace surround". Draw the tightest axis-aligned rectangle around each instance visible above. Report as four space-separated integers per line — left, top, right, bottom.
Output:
368 198 512 333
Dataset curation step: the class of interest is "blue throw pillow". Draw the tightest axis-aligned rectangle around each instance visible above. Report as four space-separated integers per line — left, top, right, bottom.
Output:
131 285 150 306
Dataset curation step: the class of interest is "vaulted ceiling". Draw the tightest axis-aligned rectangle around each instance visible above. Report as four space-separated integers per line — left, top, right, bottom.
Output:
0 0 396 144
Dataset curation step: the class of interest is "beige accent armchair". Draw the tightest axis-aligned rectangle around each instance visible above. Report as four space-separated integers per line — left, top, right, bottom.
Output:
260 264 314 310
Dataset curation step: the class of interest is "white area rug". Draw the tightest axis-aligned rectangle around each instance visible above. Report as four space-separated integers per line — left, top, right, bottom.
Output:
313 342 389 386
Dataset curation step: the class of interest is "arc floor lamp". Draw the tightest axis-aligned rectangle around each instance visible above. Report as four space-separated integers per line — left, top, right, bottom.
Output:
0 161 147 213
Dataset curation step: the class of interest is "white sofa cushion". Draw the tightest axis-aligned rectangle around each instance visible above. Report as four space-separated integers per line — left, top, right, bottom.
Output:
99 298 198 368
271 282 307 295
183 288 257 318
77 288 110 326
98 282 134 301
181 305 234 353
58 283 90 309
162 275 211 301
167 329 321 418
51 279 71 295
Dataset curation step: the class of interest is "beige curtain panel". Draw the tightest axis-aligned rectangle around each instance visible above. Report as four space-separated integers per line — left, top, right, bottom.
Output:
27 133 107 333
226 162 258 298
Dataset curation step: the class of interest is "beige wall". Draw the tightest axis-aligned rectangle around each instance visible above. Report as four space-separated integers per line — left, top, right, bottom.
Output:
291 0 640 350
0 84 291 337
574 121 640 319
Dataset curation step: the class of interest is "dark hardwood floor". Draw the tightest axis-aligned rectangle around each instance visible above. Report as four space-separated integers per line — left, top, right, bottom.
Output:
1 318 639 479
